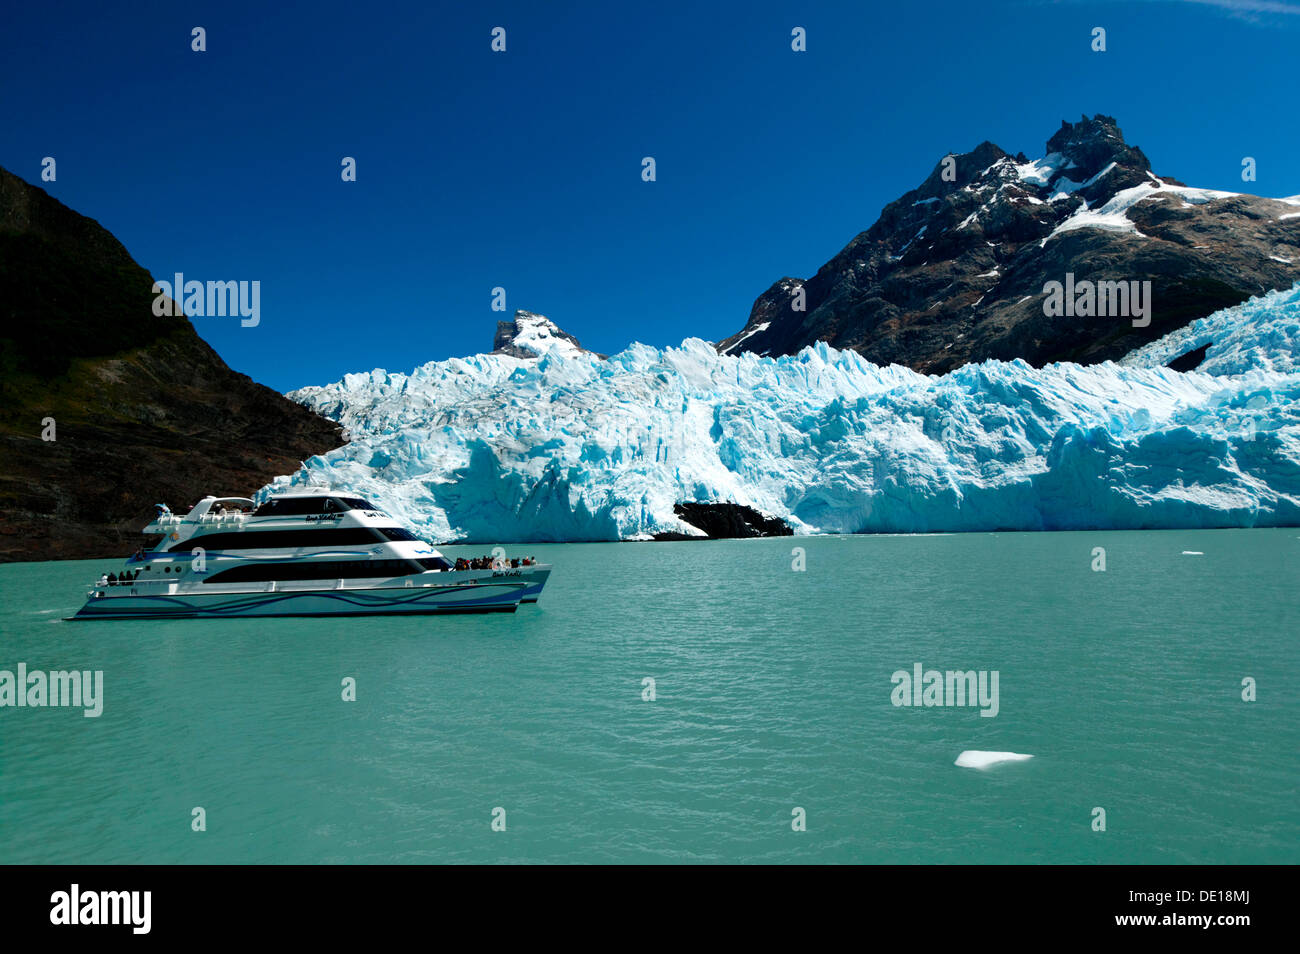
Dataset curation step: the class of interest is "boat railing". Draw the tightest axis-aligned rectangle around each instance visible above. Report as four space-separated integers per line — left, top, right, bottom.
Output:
148 511 249 532
197 511 249 527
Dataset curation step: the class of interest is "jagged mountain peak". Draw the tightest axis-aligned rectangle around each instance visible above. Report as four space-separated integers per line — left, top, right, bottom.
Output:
492 309 602 359
718 115 1300 372
1043 113 1152 187
917 140 1011 197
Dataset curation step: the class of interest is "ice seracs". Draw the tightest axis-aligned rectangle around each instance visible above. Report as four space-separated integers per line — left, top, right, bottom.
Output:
280 286 1300 543
1122 284 1300 376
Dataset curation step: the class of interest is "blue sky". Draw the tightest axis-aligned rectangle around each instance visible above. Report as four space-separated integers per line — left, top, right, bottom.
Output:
4 0 1298 391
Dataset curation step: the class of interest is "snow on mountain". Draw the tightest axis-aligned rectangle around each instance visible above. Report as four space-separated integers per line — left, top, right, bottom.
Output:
1042 175 1251 247
492 310 593 359
276 290 1300 543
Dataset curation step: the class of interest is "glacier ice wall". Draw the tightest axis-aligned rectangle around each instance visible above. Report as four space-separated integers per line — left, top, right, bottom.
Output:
278 286 1300 541
1122 283 1300 376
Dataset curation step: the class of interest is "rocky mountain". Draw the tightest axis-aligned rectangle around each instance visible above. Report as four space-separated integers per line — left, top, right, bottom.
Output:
719 115 1300 373
652 503 793 541
0 166 342 562
492 310 604 359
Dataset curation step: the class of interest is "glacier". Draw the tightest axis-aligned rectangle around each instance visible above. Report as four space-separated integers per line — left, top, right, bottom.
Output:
1121 283 1300 376
275 286 1300 542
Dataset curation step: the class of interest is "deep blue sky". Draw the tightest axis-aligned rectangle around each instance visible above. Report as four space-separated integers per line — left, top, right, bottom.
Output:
5 0 1298 391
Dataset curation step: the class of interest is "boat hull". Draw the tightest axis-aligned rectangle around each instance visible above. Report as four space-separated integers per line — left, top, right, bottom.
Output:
69 581 526 620
450 565 552 603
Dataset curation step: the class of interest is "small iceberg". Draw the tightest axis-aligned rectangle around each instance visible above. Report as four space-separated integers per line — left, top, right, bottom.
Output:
955 750 1034 769
1182 551 1204 555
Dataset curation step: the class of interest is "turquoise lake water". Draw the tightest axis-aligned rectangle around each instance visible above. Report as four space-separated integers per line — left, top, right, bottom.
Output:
1 530 1296 864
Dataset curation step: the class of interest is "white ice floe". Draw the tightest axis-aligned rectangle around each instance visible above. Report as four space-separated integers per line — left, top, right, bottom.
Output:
955 751 1034 769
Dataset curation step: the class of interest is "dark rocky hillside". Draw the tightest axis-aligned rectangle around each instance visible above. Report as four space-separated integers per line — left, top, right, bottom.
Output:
0 166 342 562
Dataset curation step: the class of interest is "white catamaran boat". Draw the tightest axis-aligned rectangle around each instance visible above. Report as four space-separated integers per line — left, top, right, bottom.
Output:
70 490 552 620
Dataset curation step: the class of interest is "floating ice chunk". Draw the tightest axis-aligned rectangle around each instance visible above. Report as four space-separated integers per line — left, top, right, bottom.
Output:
955 750 1034 769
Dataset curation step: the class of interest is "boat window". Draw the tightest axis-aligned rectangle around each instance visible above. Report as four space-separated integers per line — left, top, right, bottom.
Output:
417 557 453 571
377 527 422 542
336 496 380 511
168 528 386 551
201 558 427 584
251 497 333 517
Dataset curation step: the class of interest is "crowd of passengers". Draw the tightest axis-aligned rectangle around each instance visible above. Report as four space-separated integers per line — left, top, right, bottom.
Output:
453 556 538 571
100 570 141 586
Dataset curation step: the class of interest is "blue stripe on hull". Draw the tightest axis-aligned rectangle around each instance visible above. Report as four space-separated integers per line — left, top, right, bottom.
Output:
71 583 523 620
